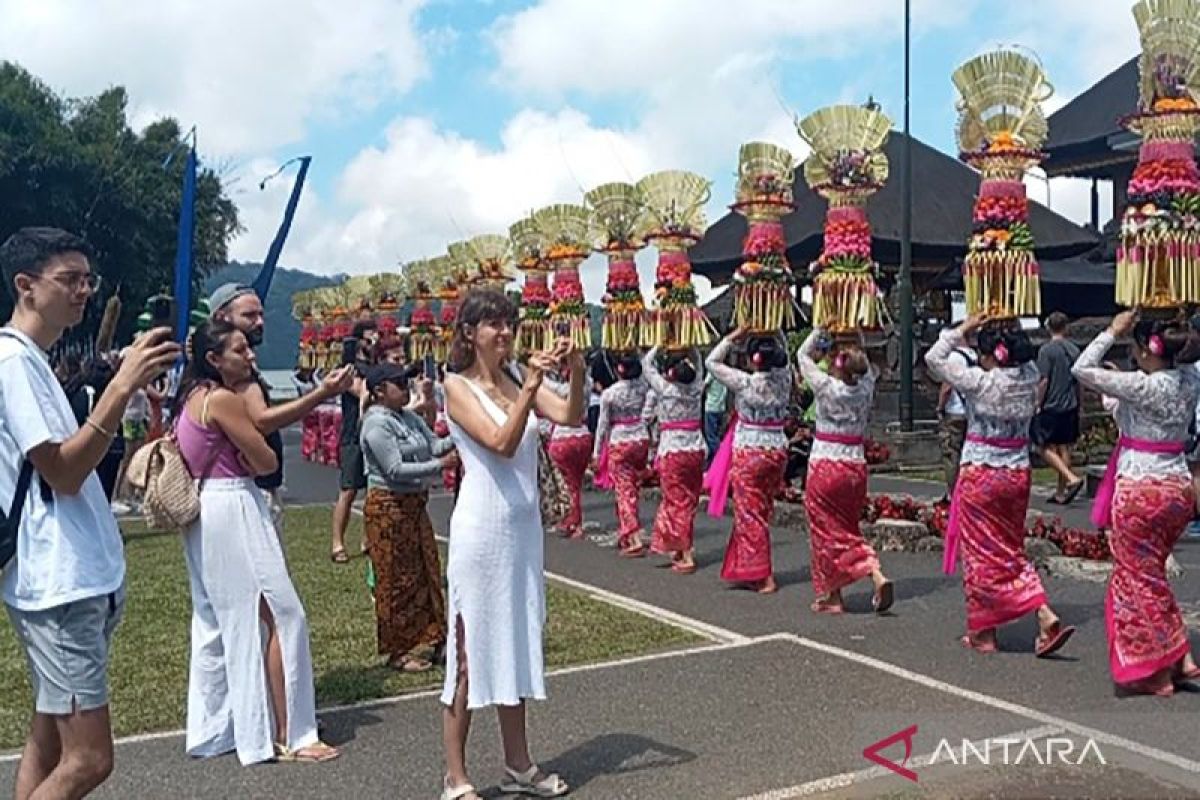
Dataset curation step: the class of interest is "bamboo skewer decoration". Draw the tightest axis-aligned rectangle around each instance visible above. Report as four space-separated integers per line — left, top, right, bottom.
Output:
534 204 594 350
1117 0 1200 311
432 257 467 364
731 142 797 333
796 105 891 333
952 49 1053 319
506 218 553 354
586 182 650 352
637 170 716 348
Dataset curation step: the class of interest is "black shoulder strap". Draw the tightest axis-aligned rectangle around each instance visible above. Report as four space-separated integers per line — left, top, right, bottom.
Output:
1 460 35 526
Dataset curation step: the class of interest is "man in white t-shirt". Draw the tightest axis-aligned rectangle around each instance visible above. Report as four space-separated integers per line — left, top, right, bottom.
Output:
936 339 977 499
0 228 179 798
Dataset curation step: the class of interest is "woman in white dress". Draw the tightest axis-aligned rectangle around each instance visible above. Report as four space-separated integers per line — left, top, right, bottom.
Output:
440 290 585 800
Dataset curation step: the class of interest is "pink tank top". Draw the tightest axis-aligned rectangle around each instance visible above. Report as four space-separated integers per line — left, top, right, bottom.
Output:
175 391 250 479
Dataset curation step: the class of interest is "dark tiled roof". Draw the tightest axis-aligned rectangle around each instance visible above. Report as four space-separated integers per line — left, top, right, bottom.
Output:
1044 57 1138 154
689 132 1098 284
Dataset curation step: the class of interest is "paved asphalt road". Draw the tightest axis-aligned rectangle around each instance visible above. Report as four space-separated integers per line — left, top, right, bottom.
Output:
4 430 1200 799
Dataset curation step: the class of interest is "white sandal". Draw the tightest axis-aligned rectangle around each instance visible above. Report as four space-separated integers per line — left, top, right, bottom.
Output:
440 779 479 800
499 764 570 797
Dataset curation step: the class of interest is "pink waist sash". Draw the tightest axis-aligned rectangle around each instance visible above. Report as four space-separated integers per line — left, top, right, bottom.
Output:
814 432 864 446
594 417 644 489
1091 436 1186 530
944 435 1029 575
703 415 785 517
660 419 701 433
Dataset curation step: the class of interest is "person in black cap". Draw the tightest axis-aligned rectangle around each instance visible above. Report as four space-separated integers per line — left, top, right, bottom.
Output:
208 283 353 534
359 362 457 673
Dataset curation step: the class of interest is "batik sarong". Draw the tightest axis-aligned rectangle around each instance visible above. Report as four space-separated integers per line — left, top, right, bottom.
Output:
956 464 1046 632
609 439 649 547
1107 475 1194 684
805 459 878 596
651 449 705 554
548 434 593 536
720 446 786 583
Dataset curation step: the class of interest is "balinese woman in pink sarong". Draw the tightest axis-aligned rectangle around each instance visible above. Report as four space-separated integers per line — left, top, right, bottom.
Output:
704 329 792 594
592 352 653 556
925 314 1074 657
796 329 893 614
1072 311 1200 696
545 370 593 539
642 347 704 574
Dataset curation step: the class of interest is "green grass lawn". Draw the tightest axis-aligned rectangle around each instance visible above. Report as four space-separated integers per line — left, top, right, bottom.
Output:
0 506 699 749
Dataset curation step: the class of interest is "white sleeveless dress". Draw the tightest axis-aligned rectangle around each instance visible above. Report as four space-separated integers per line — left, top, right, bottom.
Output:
440 374 547 709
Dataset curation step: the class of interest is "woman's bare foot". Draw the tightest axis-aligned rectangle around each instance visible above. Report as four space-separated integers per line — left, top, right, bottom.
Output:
1115 670 1175 698
757 576 778 594
811 591 843 613
961 628 998 653
1173 654 1200 683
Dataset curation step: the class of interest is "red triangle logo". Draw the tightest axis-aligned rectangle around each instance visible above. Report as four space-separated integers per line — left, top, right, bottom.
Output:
862 724 919 782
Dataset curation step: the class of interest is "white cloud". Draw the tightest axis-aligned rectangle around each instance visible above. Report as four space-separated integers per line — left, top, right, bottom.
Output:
0 0 429 155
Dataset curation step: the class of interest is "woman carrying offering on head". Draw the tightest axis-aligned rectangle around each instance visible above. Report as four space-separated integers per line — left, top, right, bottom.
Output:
591 351 653 557
797 329 893 614
642 347 705 574
925 314 1074 658
1072 311 1200 696
704 328 793 594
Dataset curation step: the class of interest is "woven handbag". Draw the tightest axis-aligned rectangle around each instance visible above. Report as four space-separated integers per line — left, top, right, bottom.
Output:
537 437 572 529
127 435 201 531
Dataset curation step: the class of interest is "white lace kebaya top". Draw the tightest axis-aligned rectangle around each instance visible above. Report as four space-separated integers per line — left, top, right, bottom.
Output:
924 329 1038 470
705 338 792 451
1072 330 1200 481
593 376 652 459
545 374 590 442
796 331 877 464
642 348 705 456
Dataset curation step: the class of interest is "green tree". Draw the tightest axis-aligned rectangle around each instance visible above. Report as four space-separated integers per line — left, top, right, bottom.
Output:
0 62 240 346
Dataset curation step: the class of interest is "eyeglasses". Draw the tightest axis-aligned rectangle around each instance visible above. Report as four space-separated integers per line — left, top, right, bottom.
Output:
31 271 102 293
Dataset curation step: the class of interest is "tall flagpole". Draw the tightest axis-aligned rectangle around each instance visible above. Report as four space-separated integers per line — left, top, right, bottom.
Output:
899 0 915 432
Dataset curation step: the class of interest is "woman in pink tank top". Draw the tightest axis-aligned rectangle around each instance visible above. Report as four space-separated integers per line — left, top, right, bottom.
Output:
174 321 338 766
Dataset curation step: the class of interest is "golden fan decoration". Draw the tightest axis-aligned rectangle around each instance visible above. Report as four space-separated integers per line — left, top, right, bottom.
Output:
1133 0 1200 113
636 170 711 243
450 234 514 288
368 273 406 313
735 142 796 209
402 259 438 360
796 105 891 196
534 204 593 350
951 49 1052 154
586 182 650 350
637 170 713 348
506 217 553 353
507 219 546 272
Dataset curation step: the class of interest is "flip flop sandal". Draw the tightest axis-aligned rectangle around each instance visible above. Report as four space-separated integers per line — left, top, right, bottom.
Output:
1174 664 1200 683
670 562 697 575
1114 679 1174 698
872 581 895 614
440 781 481 800
618 544 646 558
273 741 340 763
499 765 570 798
330 548 350 564
1035 623 1075 658
1063 480 1085 504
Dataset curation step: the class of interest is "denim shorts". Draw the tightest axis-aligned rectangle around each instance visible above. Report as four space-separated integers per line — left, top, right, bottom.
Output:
6 588 126 715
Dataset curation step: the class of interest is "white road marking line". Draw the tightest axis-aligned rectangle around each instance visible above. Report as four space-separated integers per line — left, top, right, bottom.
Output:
0 637 765 762
772 632 1200 774
738 725 1063 800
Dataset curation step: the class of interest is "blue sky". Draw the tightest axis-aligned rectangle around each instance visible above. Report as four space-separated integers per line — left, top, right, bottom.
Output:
1 0 1140 300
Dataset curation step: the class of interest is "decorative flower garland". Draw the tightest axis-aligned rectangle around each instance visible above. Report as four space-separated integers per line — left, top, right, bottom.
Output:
519 266 553 354
809 202 883 331
960 132 1043 318
549 252 591 349
408 286 437 361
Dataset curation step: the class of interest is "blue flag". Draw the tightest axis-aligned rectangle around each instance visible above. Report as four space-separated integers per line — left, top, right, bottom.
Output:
252 156 312 300
173 146 197 343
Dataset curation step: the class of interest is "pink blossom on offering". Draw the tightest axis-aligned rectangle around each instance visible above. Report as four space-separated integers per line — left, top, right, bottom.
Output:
1141 140 1197 163
827 206 867 224
979 179 1026 199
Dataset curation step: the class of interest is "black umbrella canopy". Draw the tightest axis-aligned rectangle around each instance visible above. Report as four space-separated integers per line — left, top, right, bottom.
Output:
689 131 1099 285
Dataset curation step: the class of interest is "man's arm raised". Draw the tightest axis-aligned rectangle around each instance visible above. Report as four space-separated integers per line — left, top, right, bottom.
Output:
238 364 354 435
